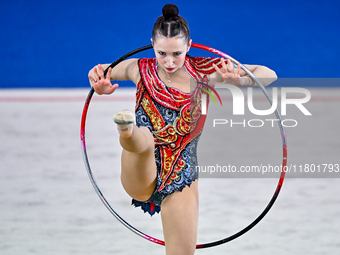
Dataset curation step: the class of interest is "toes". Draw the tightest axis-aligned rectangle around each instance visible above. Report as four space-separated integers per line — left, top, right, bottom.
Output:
114 110 135 124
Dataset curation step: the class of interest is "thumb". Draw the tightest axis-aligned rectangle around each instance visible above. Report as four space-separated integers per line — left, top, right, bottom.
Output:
109 83 119 94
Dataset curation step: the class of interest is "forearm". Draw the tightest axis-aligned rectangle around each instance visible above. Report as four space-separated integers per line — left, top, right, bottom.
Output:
210 60 278 88
88 63 129 82
88 59 139 83
244 65 278 87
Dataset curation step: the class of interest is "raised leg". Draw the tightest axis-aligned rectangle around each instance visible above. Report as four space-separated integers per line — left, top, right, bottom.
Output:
115 111 157 202
115 111 199 255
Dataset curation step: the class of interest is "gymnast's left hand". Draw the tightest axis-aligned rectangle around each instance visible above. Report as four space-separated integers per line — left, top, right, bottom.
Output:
212 58 249 87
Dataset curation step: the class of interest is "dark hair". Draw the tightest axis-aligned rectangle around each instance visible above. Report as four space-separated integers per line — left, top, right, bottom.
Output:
152 4 190 45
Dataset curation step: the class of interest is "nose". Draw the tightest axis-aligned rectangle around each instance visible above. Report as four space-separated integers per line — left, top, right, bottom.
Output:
165 56 174 67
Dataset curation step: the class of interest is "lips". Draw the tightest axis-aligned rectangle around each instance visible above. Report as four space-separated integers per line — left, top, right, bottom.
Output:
166 68 175 72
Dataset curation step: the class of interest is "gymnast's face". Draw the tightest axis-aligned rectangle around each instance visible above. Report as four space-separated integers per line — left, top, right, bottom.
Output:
152 36 191 73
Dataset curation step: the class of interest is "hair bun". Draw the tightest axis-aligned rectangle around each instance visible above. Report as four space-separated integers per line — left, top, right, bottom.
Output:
162 4 179 20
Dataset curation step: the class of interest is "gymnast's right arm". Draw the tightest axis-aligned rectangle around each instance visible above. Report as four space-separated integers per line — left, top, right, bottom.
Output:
88 58 140 95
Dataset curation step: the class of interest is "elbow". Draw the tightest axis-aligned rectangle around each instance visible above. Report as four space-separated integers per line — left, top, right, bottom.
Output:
263 67 277 87
271 69 278 81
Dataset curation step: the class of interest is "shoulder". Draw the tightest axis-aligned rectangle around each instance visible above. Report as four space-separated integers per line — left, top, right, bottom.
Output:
138 58 158 79
138 58 157 68
188 56 224 75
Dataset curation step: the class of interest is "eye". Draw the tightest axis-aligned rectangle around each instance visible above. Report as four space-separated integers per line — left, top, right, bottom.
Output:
158 51 165 56
174 52 182 56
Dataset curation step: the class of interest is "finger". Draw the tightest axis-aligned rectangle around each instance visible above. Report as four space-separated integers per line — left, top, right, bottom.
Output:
109 83 119 94
93 67 100 81
88 74 93 83
88 74 97 83
237 63 241 77
98 64 104 79
106 67 112 80
221 58 228 72
88 75 98 88
227 59 233 72
212 63 224 77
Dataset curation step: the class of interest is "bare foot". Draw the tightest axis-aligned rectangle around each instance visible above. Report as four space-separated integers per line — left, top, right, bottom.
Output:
113 110 135 138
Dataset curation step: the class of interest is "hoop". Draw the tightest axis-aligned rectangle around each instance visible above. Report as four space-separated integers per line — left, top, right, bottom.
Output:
80 43 287 249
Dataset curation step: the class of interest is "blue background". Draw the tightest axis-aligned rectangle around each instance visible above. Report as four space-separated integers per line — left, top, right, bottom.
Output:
0 0 339 88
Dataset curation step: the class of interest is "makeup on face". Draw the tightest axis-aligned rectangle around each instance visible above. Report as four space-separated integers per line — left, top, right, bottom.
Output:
153 36 191 73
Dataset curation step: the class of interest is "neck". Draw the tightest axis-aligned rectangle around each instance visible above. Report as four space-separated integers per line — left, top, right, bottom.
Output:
159 66 180 83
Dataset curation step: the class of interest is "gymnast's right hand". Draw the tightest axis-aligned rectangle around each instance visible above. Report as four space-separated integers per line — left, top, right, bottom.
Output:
88 64 119 95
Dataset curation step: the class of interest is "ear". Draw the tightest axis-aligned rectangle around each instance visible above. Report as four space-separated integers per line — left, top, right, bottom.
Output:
187 39 192 52
151 38 154 46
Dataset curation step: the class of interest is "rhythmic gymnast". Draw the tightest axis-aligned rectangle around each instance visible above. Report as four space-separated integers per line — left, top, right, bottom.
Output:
88 4 277 255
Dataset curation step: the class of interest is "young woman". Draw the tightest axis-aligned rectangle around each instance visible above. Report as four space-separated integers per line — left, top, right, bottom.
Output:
88 4 277 255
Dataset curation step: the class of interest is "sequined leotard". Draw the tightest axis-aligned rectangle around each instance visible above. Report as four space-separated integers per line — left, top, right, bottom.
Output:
131 56 224 215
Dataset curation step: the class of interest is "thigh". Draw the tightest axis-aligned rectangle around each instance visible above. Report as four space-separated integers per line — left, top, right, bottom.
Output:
120 126 157 201
160 181 199 255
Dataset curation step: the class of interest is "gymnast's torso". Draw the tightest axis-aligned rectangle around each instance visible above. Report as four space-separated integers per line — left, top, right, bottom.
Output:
131 56 224 215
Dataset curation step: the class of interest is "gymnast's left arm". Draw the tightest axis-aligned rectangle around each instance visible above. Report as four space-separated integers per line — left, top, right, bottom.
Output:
212 58 277 87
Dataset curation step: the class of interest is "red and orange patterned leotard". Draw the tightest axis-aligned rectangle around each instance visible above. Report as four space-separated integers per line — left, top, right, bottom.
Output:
132 55 225 215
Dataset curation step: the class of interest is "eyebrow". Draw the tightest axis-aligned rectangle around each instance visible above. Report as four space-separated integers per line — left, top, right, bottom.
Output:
157 50 182 53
